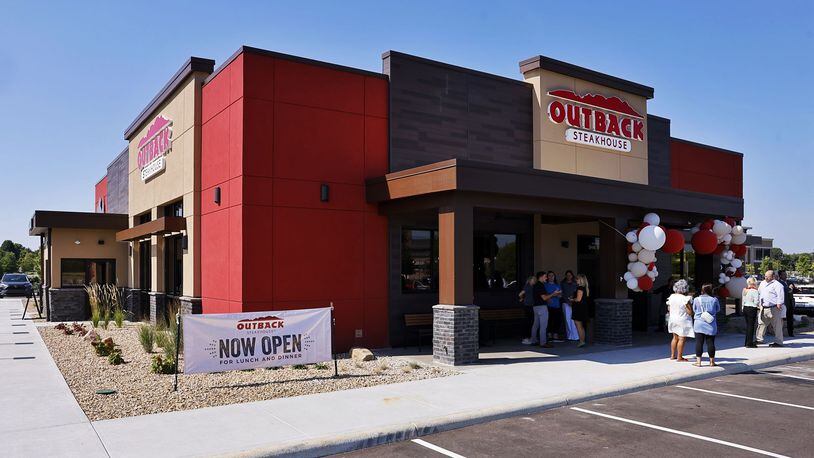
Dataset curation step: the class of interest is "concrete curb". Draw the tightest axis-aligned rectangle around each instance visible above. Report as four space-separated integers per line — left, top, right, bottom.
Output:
231 349 814 457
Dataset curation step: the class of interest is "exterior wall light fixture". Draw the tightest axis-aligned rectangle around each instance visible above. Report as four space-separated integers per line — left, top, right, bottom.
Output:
320 184 330 202
214 186 221 205
74 239 81 245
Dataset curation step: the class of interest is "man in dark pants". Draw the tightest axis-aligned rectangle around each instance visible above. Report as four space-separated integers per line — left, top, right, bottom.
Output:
779 271 794 337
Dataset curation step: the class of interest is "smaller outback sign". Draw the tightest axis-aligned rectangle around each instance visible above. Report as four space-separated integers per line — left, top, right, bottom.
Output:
183 308 332 374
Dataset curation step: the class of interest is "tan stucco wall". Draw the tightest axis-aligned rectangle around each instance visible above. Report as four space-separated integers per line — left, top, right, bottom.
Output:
533 218 599 276
125 72 206 297
525 68 649 184
49 228 128 288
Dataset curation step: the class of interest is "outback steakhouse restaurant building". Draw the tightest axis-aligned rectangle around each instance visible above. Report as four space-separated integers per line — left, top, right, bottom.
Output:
29 46 743 364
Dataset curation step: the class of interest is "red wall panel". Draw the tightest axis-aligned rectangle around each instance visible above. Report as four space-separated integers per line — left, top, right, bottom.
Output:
201 48 390 349
94 176 107 213
670 139 743 198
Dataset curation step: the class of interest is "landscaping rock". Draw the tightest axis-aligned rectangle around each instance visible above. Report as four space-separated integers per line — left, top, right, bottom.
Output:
82 329 99 342
351 347 375 362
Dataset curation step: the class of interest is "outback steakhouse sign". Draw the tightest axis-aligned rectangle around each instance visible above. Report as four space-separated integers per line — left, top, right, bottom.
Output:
547 90 644 153
183 308 332 374
137 115 173 181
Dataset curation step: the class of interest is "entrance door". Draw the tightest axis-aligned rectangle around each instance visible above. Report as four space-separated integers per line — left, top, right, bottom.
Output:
139 240 151 291
576 235 600 296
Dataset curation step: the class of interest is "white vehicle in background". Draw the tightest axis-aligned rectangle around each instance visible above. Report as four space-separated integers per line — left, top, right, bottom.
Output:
793 284 814 316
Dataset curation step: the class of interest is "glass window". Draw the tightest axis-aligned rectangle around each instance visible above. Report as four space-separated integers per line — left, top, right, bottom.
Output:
401 229 437 293
164 200 183 218
164 235 183 296
60 259 116 288
474 233 518 290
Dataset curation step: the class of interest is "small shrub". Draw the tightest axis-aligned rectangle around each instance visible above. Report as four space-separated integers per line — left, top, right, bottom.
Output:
63 327 74 336
372 366 383 376
108 349 124 365
314 363 329 370
150 355 175 374
292 364 308 370
401 365 413 373
71 322 86 334
92 337 115 357
101 309 110 330
90 308 101 328
138 325 155 353
378 360 389 371
155 330 177 361
155 329 170 348
408 361 421 370
55 323 67 331
113 307 125 328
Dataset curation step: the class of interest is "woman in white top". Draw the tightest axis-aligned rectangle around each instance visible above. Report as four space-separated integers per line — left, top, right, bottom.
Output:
741 276 760 348
667 279 694 361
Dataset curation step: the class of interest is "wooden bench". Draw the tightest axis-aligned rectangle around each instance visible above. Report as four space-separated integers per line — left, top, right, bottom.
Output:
479 307 527 345
404 313 433 352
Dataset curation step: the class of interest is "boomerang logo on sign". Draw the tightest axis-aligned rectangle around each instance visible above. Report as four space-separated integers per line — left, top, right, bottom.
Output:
546 90 644 153
183 308 332 374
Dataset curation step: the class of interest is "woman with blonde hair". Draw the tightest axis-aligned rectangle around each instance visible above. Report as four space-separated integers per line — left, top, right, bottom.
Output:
742 276 760 348
667 279 694 361
569 274 591 347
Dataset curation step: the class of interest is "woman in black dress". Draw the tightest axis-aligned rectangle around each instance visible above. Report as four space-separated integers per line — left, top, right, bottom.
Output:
571 274 591 348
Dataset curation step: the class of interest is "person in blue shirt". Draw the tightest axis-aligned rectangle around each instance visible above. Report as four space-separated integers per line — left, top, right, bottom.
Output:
692 283 721 367
544 271 563 342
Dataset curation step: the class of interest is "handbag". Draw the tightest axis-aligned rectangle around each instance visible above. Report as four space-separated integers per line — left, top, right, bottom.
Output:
700 311 714 324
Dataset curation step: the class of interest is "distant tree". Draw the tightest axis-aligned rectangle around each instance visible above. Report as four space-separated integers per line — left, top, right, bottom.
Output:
0 252 17 275
18 251 40 275
758 256 778 274
795 254 812 277
770 248 784 259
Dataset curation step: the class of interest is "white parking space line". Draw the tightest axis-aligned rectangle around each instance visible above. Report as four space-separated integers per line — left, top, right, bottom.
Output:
571 407 789 458
675 385 814 411
411 438 467 458
757 370 814 382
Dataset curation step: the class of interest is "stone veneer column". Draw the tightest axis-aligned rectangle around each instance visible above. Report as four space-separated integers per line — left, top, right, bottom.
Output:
122 288 144 322
432 304 479 365
47 288 89 322
594 298 633 346
178 296 202 315
148 292 167 326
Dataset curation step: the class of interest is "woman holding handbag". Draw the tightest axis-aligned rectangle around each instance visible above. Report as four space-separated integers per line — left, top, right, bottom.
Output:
692 284 721 367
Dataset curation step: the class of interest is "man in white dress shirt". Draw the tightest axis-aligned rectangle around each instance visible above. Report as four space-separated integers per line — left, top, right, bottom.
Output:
756 270 785 347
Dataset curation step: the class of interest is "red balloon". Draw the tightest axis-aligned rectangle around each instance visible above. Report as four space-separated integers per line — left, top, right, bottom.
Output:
692 230 718 254
731 244 747 257
725 217 736 227
714 244 727 255
718 287 730 298
662 229 685 254
700 219 714 230
627 244 633 254
648 262 656 271
637 275 654 291
734 270 744 278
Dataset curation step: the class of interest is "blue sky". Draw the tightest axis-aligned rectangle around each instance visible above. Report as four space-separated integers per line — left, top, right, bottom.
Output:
1 1 811 252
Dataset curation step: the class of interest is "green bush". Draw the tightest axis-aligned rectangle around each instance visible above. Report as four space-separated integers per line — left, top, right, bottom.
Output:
108 349 124 365
150 355 176 374
92 337 115 357
138 325 155 353
113 307 125 328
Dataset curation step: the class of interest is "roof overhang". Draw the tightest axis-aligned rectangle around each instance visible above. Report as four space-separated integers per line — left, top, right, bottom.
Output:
115 216 186 242
29 211 129 236
366 159 744 220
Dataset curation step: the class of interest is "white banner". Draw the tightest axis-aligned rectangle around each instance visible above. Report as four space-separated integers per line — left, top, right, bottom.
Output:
183 308 332 374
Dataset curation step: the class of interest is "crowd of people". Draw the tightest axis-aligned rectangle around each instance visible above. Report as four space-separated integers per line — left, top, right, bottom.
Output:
518 270 592 348
665 269 795 367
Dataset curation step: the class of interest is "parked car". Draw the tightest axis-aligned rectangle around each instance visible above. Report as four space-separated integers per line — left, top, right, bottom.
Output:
793 285 814 316
0 273 34 298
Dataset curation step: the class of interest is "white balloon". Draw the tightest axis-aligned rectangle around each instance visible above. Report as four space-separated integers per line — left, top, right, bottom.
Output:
726 266 736 274
643 213 661 226
627 262 635 271
623 271 635 281
630 262 647 278
731 258 743 269
646 270 657 279
637 249 656 264
638 225 666 251
625 231 638 244
723 233 732 244
628 253 638 262
713 220 732 236
725 251 734 260
726 276 748 297
732 225 744 236
731 233 747 245
626 278 639 290
690 224 701 235
720 257 730 265
634 287 643 292
632 242 642 252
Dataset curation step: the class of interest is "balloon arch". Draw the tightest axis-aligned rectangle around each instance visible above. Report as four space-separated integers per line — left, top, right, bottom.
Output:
622 213 748 298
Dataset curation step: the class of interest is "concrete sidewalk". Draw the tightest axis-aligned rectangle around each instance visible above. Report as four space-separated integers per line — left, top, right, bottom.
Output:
90 329 814 457
0 298 108 457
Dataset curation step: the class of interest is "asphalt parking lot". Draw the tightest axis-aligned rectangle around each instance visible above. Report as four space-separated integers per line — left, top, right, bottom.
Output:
342 360 814 457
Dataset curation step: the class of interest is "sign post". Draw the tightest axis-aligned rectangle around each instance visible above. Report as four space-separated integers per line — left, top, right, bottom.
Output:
330 302 338 377
173 312 181 392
